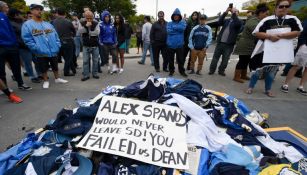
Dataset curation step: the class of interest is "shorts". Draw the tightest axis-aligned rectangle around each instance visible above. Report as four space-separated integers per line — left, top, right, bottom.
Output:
137 38 143 47
118 42 126 50
37 57 58 73
292 45 307 67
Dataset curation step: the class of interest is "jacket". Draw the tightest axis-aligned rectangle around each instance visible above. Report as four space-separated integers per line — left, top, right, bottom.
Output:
99 11 117 45
184 11 200 44
79 20 100 47
142 22 152 43
52 16 76 40
9 18 28 49
234 16 260 55
166 8 187 49
188 24 212 50
150 20 167 44
0 12 17 47
21 19 61 57
125 23 133 39
217 12 243 45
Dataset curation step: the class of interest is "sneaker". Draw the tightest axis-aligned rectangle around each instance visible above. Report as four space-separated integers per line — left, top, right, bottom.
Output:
43 81 50 89
119 68 124 74
196 70 202 75
280 85 289 93
138 61 144 65
218 72 226 76
55 78 68 84
92 75 100 79
18 84 32 91
81 76 90 81
8 93 23 103
155 69 160 73
180 72 188 77
189 70 195 74
297 87 307 96
208 71 214 75
31 78 41 83
23 72 29 77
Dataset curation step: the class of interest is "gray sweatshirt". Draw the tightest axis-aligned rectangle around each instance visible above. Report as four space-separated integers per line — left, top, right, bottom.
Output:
142 22 152 43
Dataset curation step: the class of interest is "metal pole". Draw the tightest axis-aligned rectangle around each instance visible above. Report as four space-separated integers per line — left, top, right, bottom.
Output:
156 0 158 20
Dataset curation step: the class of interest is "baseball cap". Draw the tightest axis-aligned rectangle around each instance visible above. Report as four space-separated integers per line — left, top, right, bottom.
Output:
30 4 44 11
199 14 208 20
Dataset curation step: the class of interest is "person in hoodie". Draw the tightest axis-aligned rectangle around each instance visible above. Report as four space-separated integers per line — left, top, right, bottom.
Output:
8 8 41 83
188 14 212 75
22 4 68 89
185 11 200 71
0 1 32 91
209 6 243 76
150 11 168 72
99 10 118 74
166 8 187 77
114 14 126 74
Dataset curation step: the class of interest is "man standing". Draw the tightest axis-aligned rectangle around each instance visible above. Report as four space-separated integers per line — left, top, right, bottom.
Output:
22 4 68 89
0 1 31 90
99 10 117 74
138 16 153 65
166 8 187 77
188 14 212 75
150 11 168 72
53 8 76 76
79 10 100 81
209 7 242 76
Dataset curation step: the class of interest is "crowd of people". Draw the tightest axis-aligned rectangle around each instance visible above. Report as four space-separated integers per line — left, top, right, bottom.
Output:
0 0 306 104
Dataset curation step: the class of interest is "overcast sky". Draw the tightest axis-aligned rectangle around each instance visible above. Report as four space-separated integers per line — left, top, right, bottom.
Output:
25 0 248 20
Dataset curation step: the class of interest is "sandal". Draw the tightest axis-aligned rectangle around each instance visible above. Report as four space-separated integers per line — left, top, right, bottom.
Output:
265 91 275 98
246 88 253 94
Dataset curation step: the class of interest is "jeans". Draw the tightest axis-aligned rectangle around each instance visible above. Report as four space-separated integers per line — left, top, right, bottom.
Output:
19 48 37 79
102 44 117 64
83 46 99 77
140 42 153 64
249 70 275 91
210 42 235 73
152 42 168 70
61 39 75 74
167 47 185 74
74 36 82 58
125 39 131 53
0 47 24 86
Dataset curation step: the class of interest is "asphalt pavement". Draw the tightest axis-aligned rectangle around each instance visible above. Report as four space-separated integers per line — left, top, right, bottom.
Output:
0 47 306 151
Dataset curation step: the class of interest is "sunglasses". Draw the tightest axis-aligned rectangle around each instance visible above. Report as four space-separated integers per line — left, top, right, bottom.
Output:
278 5 290 9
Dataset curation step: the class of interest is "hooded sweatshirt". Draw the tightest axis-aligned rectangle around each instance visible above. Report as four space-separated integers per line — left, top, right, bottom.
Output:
99 11 117 45
0 12 17 47
185 11 199 44
166 8 187 49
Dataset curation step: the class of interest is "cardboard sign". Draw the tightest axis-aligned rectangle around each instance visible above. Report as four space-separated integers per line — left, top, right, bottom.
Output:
263 28 294 63
77 96 189 169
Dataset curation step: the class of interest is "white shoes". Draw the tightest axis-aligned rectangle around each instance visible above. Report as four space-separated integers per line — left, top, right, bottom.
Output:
55 78 68 84
43 81 50 89
119 68 124 74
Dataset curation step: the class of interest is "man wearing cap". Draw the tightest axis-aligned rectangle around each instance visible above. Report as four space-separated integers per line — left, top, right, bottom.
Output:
188 14 212 75
150 11 168 72
209 7 242 76
22 4 68 89
166 8 187 77
0 1 32 90
53 8 76 77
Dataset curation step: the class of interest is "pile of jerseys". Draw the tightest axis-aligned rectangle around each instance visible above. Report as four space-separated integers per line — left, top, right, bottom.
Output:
0 74 306 175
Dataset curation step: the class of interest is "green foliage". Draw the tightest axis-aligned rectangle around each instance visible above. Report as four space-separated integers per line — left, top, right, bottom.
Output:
291 6 307 21
128 14 145 26
6 0 29 13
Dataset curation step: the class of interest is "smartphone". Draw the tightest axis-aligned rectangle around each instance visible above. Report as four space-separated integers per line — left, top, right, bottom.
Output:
229 3 233 9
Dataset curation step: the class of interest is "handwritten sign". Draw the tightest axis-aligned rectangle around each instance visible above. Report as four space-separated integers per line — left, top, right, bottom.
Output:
77 96 189 169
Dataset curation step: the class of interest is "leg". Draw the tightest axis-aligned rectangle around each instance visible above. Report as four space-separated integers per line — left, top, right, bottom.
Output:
0 48 8 85
299 68 307 87
176 47 185 74
233 55 247 83
189 49 198 71
50 57 59 79
161 45 168 71
209 43 223 73
82 47 90 78
264 70 276 96
248 70 260 91
218 44 234 74
197 50 206 72
284 65 301 85
92 47 100 76
110 45 118 64
140 42 150 64
149 44 154 65
19 49 36 79
167 48 176 74
282 63 292 76
152 43 160 70
7 48 24 87
119 49 125 68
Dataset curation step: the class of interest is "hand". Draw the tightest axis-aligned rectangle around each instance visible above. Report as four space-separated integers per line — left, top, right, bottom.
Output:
268 35 280 42
231 8 238 14
86 22 92 27
226 8 232 13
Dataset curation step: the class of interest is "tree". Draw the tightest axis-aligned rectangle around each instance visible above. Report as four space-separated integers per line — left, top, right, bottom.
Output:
42 0 136 18
6 0 29 13
292 6 307 21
